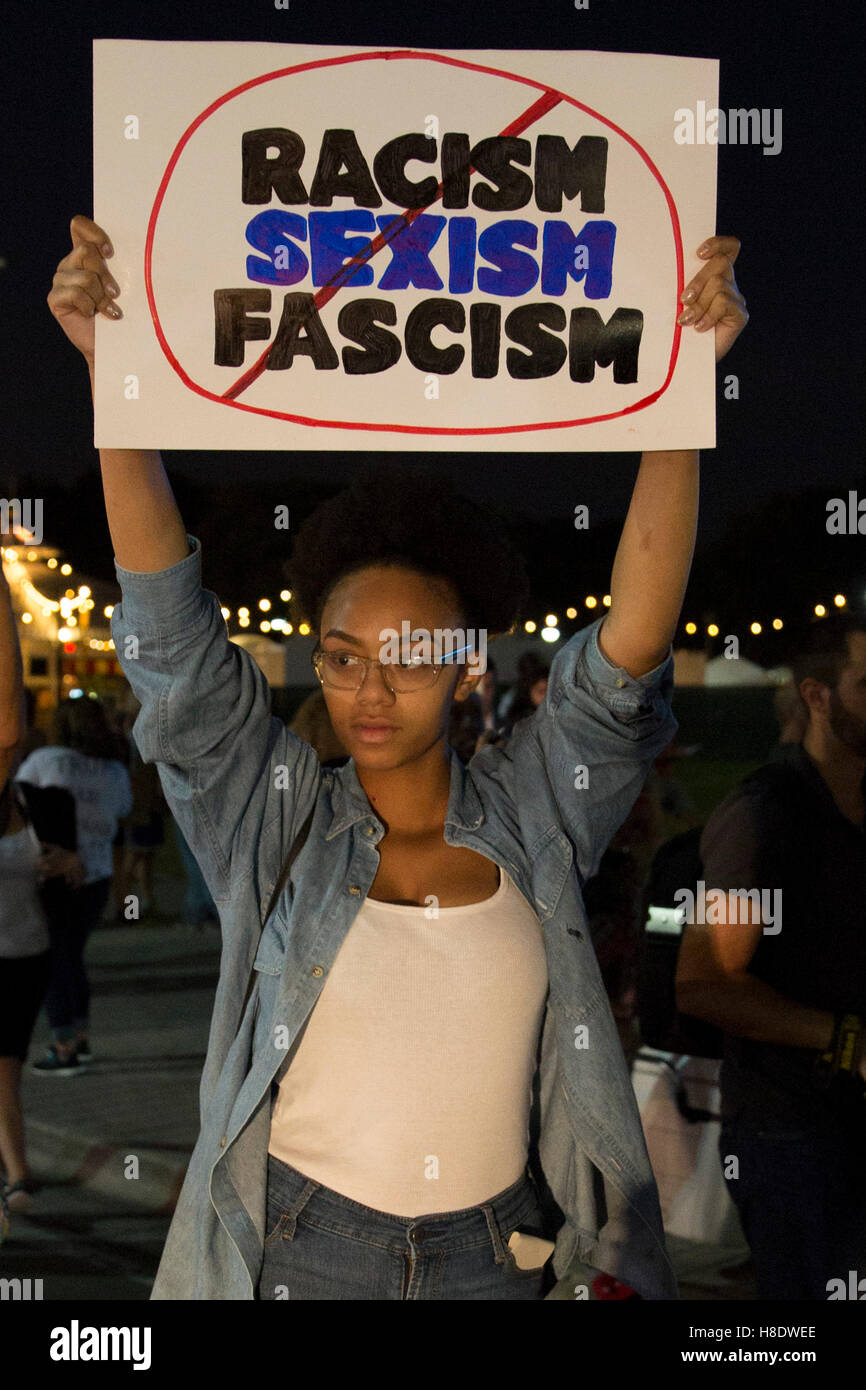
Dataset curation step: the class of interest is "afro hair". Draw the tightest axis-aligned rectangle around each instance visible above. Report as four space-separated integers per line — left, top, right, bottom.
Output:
286 461 530 636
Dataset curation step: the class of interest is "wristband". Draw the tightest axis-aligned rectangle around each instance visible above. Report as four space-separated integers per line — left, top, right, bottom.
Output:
813 1013 864 1087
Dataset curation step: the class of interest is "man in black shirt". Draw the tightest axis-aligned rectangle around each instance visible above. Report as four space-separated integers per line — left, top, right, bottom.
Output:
676 614 866 1299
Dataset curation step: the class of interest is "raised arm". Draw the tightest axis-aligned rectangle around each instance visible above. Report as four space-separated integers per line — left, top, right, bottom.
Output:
599 237 748 678
45 214 321 913
47 214 188 573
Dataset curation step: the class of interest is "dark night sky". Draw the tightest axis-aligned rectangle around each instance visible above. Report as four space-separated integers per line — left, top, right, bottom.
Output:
1 0 862 640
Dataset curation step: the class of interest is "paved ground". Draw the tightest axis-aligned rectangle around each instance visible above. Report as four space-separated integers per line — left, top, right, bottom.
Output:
2 864 756 1301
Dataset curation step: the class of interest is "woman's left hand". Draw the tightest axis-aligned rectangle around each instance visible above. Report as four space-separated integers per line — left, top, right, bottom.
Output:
677 236 748 363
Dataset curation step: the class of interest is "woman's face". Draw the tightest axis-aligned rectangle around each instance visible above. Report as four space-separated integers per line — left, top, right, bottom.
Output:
318 565 480 770
529 677 548 707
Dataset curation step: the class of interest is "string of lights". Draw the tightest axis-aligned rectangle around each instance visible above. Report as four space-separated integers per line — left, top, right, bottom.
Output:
1 541 852 651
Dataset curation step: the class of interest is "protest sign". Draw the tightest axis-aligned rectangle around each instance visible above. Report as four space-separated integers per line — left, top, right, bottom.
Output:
93 41 718 451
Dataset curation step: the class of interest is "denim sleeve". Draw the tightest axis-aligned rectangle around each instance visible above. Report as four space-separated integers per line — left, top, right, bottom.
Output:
110 536 319 905
513 614 678 883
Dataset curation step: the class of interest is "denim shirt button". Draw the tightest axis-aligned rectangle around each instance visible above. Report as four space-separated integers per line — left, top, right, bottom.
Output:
616 677 626 688
312 965 324 978
364 825 375 836
348 885 361 895
220 1136 226 1147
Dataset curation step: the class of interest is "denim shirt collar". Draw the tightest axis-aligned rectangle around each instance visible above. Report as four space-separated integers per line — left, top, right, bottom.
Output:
327 747 485 840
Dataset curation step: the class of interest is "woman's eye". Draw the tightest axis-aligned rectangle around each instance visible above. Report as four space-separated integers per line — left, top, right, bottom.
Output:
326 651 357 667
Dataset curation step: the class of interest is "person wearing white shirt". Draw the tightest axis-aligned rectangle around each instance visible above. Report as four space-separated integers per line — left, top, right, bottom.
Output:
15 699 132 1075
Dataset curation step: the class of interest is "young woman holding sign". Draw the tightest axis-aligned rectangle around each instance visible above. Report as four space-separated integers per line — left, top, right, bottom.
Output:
44 214 747 1300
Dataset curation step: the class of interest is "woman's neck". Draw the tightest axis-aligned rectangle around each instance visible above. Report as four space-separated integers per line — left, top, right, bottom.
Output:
355 739 452 834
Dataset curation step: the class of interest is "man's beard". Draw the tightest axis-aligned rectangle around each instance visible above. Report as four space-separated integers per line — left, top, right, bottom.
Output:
827 687 866 758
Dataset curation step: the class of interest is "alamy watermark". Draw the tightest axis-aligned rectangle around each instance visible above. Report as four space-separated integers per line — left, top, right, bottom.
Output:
0 498 43 545
674 102 782 156
378 622 488 674
673 882 782 934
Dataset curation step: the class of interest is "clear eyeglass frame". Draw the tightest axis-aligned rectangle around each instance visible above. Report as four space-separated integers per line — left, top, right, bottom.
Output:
312 644 448 694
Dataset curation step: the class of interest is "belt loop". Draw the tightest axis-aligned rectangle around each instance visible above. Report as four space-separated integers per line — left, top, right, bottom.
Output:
481 1201 509 1265
269 1169 320 1242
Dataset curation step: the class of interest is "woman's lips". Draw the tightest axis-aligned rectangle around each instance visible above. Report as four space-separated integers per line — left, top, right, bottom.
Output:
352 724 397 744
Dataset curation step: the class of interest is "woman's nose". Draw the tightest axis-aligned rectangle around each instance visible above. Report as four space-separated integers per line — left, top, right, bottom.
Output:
355 662 396 702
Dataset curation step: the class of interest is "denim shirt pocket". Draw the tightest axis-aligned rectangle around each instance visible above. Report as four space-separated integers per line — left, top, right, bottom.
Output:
529 827 574 922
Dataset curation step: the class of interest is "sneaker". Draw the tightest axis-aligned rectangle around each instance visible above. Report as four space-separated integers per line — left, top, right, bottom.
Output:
31 1046 84 1076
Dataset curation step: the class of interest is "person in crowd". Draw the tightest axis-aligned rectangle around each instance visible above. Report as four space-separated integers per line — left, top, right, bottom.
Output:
44 213 745 1300
288 689 348 766
502 658 550 735
646 735 695 827
447 687 485 763
15 696 132 1073
773 679 809 745
497 651 548 725
20 688 46 759
114 711 166 921
676 612 866 1298
0 564 84 1217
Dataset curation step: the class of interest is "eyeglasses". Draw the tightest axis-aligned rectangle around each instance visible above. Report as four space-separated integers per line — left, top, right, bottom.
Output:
312 644 472 694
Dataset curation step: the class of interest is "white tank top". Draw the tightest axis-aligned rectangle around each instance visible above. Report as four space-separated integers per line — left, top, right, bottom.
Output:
267 867 549 1215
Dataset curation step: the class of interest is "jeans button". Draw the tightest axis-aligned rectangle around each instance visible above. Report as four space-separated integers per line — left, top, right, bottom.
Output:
412 1226 428 1243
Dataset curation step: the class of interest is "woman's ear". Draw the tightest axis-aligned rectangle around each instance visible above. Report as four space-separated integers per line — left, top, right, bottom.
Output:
452 659 485 703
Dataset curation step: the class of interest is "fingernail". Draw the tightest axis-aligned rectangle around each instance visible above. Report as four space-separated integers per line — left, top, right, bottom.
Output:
678 309 696 325
106 304 122 319
681 287 696 302
101 243 113 257
106 283 119 297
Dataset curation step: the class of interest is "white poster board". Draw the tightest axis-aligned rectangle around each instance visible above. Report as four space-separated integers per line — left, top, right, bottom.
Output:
93 41 718 451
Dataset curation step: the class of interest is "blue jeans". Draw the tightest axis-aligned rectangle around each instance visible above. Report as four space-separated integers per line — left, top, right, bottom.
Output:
258 1154 553 1300
719 1119 866 1300
42 878 112 1042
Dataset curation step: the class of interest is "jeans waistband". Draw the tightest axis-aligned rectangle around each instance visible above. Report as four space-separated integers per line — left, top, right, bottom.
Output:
265 1153 541 1251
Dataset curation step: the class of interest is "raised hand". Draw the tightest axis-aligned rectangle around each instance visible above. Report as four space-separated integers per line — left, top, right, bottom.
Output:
678 235 748 363
47 214 121 365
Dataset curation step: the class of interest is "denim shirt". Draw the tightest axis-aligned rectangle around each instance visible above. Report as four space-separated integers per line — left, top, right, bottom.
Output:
111 537 679 1301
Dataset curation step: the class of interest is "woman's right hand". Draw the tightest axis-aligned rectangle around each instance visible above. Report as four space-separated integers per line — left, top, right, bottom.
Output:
47 215 122 366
